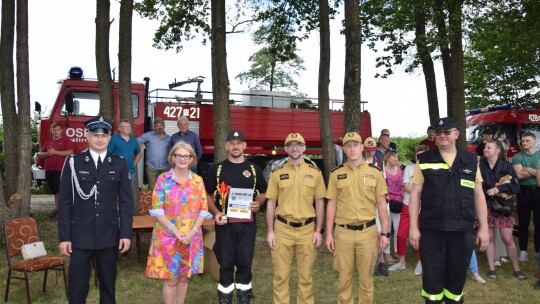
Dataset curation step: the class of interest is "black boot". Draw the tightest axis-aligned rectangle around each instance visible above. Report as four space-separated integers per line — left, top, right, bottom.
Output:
237 289 254 304
217 290 233 304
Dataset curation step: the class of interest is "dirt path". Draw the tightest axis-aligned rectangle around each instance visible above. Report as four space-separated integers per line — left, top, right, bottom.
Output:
31 195 55 212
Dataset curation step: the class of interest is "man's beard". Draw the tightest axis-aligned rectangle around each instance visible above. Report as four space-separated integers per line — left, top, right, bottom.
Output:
289 154 302 161
229 150 243 158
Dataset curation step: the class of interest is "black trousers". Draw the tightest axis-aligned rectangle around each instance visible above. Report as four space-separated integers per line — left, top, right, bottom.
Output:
214 221 257 289
516 186 540 252
420 230 473 303
68 246 118 304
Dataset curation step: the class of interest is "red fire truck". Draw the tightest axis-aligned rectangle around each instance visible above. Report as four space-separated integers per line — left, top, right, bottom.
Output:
33 67 372 184
466 104 540 159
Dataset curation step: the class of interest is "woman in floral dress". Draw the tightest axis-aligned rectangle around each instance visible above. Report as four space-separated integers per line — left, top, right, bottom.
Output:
146 141 213 304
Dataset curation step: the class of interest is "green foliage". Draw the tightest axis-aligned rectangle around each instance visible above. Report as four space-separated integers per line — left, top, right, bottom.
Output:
360 0 432 78
31 114 39 155
31 183 50 195
236 21 306 92
393 136 425 164
133 0 212 52
464 0 540 109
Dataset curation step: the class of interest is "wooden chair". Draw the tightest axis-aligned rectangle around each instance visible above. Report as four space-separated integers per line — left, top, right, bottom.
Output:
4 217 67 303
135 190 153 259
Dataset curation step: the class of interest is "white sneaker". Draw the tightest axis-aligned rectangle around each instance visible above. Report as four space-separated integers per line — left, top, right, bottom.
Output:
414 265 423 275
519 251 529 262
388 263 406 271
472 274 486 284
500 257 509 263
494 260 501 267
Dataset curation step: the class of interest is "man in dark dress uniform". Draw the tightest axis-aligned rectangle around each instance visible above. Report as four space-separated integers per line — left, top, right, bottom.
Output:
58 115 133 304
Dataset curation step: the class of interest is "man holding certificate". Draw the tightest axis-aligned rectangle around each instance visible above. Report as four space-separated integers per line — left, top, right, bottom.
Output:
265 133 326 304
205 130 267 304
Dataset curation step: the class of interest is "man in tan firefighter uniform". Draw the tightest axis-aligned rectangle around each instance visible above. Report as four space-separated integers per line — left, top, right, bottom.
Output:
266 133 326 304
409 117 489 303
325 132 390 304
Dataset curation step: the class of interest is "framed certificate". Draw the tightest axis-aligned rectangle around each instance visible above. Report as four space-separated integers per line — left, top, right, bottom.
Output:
227 188 253 219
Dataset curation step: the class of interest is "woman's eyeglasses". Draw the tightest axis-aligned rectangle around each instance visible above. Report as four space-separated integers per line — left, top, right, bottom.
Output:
173 154 192 160
434 129 457 136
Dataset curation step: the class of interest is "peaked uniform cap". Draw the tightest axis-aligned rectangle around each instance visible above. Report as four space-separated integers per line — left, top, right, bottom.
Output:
434 117 457 130
343 132 362 145
363 137 377 151
285 133 305 145
84 115 113 135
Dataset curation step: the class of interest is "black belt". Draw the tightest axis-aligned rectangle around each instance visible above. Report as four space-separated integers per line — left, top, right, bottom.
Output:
276 215 314 228
338 219 376 231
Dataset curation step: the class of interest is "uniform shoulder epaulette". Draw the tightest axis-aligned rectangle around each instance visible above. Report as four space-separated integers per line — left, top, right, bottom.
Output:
368 163 382 171
308 163 321 172
271 164 285 173
330 165 344 173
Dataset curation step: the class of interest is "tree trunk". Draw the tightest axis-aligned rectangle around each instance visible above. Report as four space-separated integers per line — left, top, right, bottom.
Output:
118 0 138 213
448 0 466 148
343 0 362 133
96 0 114 118
415 1 440 126
433 0 453 114
211 0 231 163
318 0 335 182
118 0 133 123
14 0 32 217
0 0 17 225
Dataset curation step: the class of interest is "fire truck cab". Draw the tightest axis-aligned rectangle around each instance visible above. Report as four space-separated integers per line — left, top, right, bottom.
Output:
33 67 372 185
466 104 540 159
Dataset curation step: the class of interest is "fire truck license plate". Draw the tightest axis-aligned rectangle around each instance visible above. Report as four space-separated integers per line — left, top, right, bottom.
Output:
159 105 200 120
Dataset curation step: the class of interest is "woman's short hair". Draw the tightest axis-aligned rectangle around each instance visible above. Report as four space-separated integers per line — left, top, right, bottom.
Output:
168 141 197 169
485 140 505 160
384 149 398 163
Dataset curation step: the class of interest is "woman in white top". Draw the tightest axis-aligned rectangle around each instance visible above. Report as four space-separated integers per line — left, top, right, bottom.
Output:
389 145 428 274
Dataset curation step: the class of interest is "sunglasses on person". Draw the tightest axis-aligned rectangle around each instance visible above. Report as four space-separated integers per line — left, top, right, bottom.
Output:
434 129 457 136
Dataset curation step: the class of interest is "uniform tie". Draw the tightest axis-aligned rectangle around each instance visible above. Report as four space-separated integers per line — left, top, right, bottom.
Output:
97 156 103 172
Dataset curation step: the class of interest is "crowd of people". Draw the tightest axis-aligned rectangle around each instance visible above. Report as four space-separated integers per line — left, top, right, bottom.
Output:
44 114 540 304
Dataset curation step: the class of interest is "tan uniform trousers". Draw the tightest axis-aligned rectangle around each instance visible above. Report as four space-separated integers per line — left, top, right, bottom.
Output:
271 220 317 304
333 224 378 304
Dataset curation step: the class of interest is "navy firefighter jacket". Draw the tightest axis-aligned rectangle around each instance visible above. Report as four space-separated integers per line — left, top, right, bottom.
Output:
418 146 478 232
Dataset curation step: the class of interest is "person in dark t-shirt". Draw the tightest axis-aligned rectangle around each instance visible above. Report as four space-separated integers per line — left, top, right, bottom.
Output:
204 130 267 304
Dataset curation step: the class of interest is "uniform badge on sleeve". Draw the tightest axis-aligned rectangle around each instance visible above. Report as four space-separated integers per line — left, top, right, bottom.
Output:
243 170 252 178
338 174 347 180
280 174 289 180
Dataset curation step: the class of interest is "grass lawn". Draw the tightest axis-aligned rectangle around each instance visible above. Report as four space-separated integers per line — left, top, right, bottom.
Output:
1 211 539 303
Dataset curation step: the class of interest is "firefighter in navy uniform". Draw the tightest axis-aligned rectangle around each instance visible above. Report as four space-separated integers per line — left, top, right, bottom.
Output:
58 115 133 304
409 117 489 303
205 130 267 304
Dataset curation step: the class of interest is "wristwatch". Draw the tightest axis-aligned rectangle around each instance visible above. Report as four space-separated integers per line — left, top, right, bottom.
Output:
381 232 391 238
